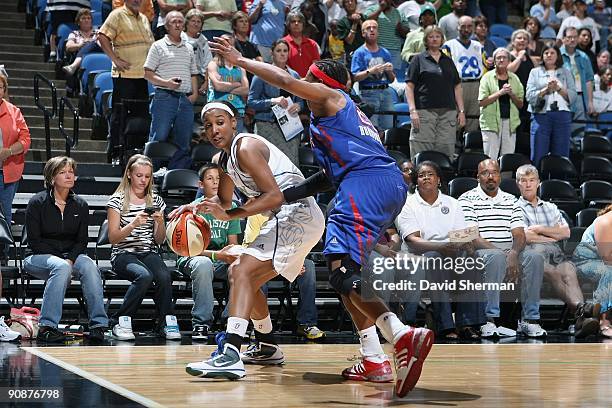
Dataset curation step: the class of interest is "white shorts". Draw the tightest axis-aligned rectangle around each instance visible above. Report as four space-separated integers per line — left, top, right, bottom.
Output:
241 197 325 282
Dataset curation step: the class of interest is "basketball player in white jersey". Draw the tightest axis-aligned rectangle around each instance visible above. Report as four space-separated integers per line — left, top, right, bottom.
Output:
442 15 487 133
173 101 325 380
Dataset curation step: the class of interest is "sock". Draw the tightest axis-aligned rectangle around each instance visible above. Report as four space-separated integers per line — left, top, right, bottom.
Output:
252 315 276 345
358 325 385 363
226 317 249 350
376 312 409 345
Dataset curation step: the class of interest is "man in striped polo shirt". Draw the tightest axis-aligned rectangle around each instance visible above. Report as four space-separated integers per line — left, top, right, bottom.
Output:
144 11 199 170
458 159 546 338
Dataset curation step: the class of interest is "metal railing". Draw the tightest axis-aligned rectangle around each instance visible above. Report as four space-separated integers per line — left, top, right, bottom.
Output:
59 96 79 157
33 73 57 160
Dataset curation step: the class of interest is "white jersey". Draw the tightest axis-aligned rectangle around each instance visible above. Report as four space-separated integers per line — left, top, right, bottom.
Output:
443 39 485 80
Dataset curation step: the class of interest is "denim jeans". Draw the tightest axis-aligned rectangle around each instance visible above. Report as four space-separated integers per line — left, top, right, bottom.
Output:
530 111 572 167
111 251 174 320
360 87 394 130
24 254 109 329
0 171 18 258
181 256 229 326
475 248 544 320
295 259 318 326
149 89 194 170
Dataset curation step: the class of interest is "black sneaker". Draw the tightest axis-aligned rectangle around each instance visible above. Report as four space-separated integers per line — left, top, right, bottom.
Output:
192 324 209 341
87 327 106 343
37 327 68 344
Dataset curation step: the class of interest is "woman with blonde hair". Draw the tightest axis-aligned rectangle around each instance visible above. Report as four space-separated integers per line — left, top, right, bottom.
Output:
106 154 179 341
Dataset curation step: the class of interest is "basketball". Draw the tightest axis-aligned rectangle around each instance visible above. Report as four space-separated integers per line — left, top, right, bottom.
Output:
166 212 211 257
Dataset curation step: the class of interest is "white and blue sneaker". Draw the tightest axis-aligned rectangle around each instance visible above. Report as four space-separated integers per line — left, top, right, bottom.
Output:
241 341 285 365
186 343 246 380
517 320 547 338
164 315 181 340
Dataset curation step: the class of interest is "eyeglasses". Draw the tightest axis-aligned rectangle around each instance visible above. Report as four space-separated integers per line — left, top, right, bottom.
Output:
479 170 500 177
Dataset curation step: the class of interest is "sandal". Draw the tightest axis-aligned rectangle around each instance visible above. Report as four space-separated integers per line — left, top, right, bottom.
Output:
458 326 481 340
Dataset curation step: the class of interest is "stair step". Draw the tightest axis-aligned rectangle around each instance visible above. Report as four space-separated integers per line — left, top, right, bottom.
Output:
0 18 29 29
26 149 108 163
1 11 27 19
0 27 35 36
26 115 93 128
29 137 106 151
8 86 68 99
4 60 53 72
1 41 46 52
8 78 67 88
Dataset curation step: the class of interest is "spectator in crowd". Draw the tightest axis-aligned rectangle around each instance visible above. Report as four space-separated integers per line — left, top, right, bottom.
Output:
400 4 437 63
459 159 546 338
597 50 610 72
478 48 524 161
298 1 323 49
577 28 598 74
300 0 330 53
183 9 214 102
556 0 574 21
283 11 321 78
560 27 595 127
24 157 109 343
438 0 466 41
526 45 576 166
0 74 30 261
473 15 495 68
113 0 155 22
249 0 288 62
591 0 610 52
479 0 506 26
144 11 198 171
397 161 485 339
573 204 612 338
328 19 346 62
593 66 612 114
177 164 241 340
155 0 193 39
233 11 263 62
208 34 250 133
99 0 155 164
523 17 545 64
443 15 486 133
350 19 395 132
336 0 365 66
515 164 598 338
327 0 347 23
557 0 600 53
406 25 464 160
46 0 89 62
196 0 237 40
398 0 441 31
529 0 561 40
61 9 102 77
364 0 410 75
106 154 179 341
399 159 414 190
508 29 537 157
248 39 303 165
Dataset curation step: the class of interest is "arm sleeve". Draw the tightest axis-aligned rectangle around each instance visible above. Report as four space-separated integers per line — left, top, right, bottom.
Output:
395 201 419 240
143 43 160 72
67 201 89 262
26 198 57 255
282 170 333 203
247 76 271 112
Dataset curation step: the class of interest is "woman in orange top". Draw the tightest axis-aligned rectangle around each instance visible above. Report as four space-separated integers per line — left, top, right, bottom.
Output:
0 74 31 259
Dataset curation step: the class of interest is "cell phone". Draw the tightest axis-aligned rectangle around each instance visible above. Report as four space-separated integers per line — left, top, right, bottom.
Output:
175 78 182 83
144 206 159 215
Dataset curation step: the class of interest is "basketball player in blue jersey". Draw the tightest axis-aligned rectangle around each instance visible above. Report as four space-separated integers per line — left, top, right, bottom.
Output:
207 37 434 398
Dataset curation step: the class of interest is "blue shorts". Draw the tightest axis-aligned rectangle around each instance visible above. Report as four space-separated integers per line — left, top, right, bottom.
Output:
324 172 408 266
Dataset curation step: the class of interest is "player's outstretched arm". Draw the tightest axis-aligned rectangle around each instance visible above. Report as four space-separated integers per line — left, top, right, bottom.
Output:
209 36 338 104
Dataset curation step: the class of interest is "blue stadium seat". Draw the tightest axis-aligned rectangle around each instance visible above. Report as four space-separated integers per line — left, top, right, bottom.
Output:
490 24 514 40
56 23 77 62
91 0 102 12
392 102 410 128
92 10 102 28
93 71 113 116
598 111 612 134
489 35 508 48
79 53 112 95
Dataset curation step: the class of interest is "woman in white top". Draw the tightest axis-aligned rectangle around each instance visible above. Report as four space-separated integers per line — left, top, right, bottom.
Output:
106 154 179 341
593 66 612 114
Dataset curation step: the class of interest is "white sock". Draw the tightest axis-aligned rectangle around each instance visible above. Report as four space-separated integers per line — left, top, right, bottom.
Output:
376 312 409 345
358 325 385 363
251 315 273 334
226 316 249 338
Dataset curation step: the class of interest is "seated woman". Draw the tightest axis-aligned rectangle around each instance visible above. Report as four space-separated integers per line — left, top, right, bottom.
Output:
107 154 179 341
573 204 612 339
24 156 109 343
62 8 103 77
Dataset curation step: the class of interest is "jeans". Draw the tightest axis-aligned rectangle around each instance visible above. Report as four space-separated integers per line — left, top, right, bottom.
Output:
530 111 572 167
111 251 174 320
182 256 229 326
76 41 103 59
295 259 317 326
0 171 18 258
360 87 394 130
24 254 109 329
149 89 194 169
475 248 544 320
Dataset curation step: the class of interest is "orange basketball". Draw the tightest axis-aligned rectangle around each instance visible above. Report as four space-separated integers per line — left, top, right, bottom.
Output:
166 212 211 257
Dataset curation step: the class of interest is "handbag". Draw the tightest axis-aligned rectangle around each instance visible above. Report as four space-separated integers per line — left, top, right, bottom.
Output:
8 306 41 339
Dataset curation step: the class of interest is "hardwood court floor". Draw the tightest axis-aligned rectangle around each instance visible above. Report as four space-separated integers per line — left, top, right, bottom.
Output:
23 343 612 407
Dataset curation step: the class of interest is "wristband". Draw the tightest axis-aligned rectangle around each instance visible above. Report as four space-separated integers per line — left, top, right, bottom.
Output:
211 251 216 261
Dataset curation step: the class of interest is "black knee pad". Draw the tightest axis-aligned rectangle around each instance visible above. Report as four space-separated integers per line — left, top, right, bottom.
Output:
328 255 362 296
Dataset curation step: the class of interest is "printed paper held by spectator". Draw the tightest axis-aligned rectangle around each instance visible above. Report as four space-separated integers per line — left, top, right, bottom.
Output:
272 97 303 141
449 225 479 243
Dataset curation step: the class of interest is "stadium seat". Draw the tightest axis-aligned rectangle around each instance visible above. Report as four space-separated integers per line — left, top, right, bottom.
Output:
298 146 319 178
489 35 508 48
387 149 409 165
597 111 612 134
92 71 113 116
500 178 520 198
78 53 112 117
576 208 599 228
581 135 612 159
539 154 579 186
490 24 514 40
559 209 574 227
580 180 612 208
563 226 586 256
143 141 179 171
414 150 455 180
456 152 489 177
191 143 222 170
449 177 478 198
384 127 410 158
539 179 583 219
92 10 102 27
55 23 77 65
392 102 410 128
499 153 531 179
161 169 200 203
463 130 483 152
581 156 612 182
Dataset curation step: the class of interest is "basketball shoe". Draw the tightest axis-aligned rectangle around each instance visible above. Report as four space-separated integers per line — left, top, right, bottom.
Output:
241 341 285 365
186 343 246 380
0 317 20 342
341 357 393 382
394 326 434 398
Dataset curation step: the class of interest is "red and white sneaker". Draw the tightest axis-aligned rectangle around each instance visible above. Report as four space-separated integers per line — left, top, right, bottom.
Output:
394 327 434 398
342 357 393 383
